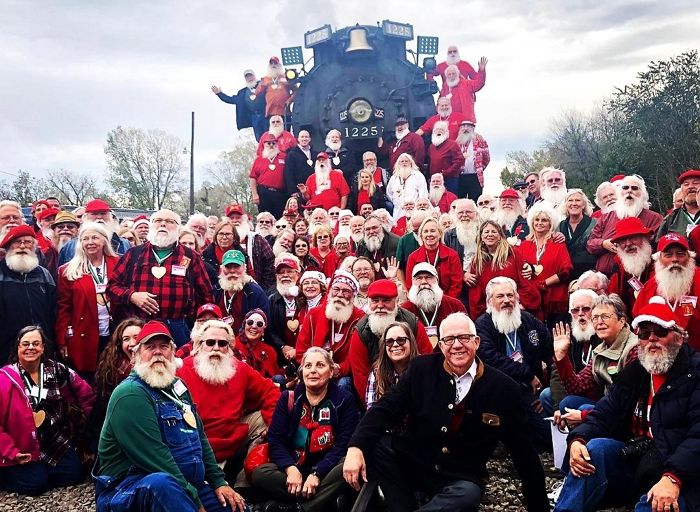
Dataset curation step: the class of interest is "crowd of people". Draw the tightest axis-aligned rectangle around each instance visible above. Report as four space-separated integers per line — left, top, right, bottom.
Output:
0 46 699 512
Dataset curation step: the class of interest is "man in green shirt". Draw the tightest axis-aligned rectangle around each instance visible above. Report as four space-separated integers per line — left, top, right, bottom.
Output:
95 321 247 512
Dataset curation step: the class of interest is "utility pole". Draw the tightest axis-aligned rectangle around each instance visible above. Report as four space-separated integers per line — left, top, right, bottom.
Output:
189 111 195 215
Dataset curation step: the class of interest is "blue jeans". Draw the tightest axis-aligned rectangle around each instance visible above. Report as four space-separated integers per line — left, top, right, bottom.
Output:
539 387 554 416
560 395 596 413
163 318 191 348
554 438 635 512
0 447 83 495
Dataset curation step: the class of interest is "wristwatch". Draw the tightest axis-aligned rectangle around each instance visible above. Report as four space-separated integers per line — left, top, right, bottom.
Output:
664 474 680 487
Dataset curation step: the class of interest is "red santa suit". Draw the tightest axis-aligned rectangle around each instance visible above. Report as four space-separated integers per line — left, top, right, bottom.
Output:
441 70 486 124
294 303 365 376
309 248 340 278
232 337 281 378
519 239 573 318
177 356 281 461
632 270 700 350
608 254 653 314
256 130 297 156
433 190 458 213
419 112 468 140
255 77 295 117
428 139 466 179
305 170 350 211
428 60 478 93
392 217 408 237
405 244 463 298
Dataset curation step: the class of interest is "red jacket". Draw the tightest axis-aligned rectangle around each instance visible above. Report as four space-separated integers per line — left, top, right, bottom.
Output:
428 139 465 179
428 60 478 92
519 240 573 317
55 256 119 372
249 153 287 190
305 170 350 211
177 356 281 461
632 270 700 350
309 248 340 278
256 130 296 156
405 244 463 298
419 112 468 140
441 70 486 123
295 303 365 376
434 190 458 213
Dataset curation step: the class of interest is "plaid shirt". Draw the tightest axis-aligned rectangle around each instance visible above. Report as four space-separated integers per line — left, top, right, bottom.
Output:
555 345 639 397
365 369 400 409
108 242 213 320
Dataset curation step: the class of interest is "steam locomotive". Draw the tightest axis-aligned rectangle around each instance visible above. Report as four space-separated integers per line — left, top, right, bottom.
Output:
281 20 439 170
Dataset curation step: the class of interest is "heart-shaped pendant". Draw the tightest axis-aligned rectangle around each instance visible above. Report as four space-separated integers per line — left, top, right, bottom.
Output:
429 335 439 348
506 236 518 246
332 156 340 166
33 410 46 428
269 164 276 171
533 264 544 276
287 319 299 332
151 266 166 279
373 262 381 272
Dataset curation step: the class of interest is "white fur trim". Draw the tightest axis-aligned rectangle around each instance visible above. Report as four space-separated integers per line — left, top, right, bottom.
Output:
631 314 676 329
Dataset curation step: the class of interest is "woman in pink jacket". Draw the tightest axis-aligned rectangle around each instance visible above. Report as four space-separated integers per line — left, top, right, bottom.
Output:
0 326 95 495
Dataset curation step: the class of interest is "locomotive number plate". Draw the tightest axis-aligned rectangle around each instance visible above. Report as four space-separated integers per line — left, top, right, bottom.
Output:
343 125 380 139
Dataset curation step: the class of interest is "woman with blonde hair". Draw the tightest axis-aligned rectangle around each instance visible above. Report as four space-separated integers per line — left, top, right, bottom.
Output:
309 224 339 278
348 168 385 215
557 189 597 280
117 227 139 247
56 222 119 376
178 227 200 253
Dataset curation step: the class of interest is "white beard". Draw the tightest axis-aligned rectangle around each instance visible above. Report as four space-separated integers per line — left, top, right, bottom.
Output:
134 356 177 389
246 79 257 89
325 298 354 324
273 239 289 257
572 321 596 342
326 139 341 152
56 235 73 252
654 259 696 302
615 197 644 219
429 186 446 205
314 164 331 193
618 242 652 277
194 350 236 385
268 65 283 79
491 307 523 334
492 209 520 230
456 132 474 146
337 226 352 238
431 132 448 147
148 230 179 248
364 233 384 252
5 251 40 274
368 307 398 336
262 146 279 160
257 225 273 237
395 127 409 141
478 207 493 222
277 281 295 298
602 201 617 214
408 285 443 313
236 223 250 241
219 274 246 293
446 54 460 65
351 232 364 243
541 187 567 206
455 221 478 253
446 76 459 88
269 125 283 137
638 339 682 375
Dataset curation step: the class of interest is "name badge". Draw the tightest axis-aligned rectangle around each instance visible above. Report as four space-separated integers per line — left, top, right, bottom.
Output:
510 350 524 363
286 308 296 318
627 276 643 292
333 333 344 343
171 265 187 276
30 386 48 400
425 325 437 337
681 295 698 307
173 379 187 397
222 315 234 325
95 284 107 294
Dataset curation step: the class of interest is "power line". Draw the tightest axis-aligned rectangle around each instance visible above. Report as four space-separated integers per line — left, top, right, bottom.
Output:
0 170 20 178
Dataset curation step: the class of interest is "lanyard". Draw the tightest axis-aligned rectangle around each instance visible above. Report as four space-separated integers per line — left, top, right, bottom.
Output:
224 291 235 314
419 307 439 327
682 208 700 225
505 331 518 353
425 248 440 267
534 239 546 263
88 260 106 285
152 249 173 266
581 344 593 367
160 387 190 412
20 363 44 408
284 297 296 311
331 321 345 345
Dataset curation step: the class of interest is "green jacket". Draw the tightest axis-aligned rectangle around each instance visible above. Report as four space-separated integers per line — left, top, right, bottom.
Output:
97 374 226 508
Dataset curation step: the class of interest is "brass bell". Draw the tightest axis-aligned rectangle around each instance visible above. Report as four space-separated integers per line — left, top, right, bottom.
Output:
346 27 373 53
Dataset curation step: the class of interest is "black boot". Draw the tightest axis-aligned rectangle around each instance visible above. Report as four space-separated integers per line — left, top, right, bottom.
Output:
263 501 304 512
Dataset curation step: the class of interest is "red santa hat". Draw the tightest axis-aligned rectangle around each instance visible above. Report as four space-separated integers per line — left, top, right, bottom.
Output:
631 296 682 329
609 174 626 183
132 215 150 229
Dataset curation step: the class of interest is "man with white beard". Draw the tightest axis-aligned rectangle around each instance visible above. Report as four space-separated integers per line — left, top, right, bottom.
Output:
440 57 487 124
349 215 365 251
254 211 276 247
324 128 354 182
50 211 79 254
96 321 245 512
476 193 497 221
351 257 376 313
657 168 700 239
542 289 601 418
225 203 275 291
474 277 552 446
186 213 210 248
587 175 663 274
299 152 350 211
255 115 296 156
266 256 303 364
0 200 24 242
0 225 56 364
428 172 458 214
177 319 280 481
213 249 270 334
254 56 296 123
377 115 426 172
592 181 618 219
108 209 213 347
354 214 400 279
456 120 490 201
249 133 287 219
429 45 478 94
58 198 131 265
633 233 700 348
349 279 434 404
295 270 365 389
428 121 465 195
493 188 529 243
554 298 700 512
211 68 266 141
538 167 568 207
401 263 466 346
606 217 655 313
443 198 479 275
416 96 468 140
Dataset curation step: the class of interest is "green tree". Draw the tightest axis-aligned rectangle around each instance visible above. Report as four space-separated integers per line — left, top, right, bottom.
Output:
3 170 49 205
105 126 186 210
500 149 556 187
204 140 257 215
46 168 100 206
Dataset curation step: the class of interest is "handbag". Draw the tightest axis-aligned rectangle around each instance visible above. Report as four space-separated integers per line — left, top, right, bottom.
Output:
243 390 294 481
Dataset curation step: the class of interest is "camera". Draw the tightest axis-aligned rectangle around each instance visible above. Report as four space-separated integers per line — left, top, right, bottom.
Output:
620 437 653 464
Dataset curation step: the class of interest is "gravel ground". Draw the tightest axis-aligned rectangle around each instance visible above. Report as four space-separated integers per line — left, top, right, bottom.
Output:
0 452 630 511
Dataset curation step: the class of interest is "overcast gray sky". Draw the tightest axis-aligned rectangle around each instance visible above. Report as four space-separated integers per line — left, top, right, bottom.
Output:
1 0 698 195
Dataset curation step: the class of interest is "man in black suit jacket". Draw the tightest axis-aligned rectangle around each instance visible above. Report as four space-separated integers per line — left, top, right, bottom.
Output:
343 312 549 512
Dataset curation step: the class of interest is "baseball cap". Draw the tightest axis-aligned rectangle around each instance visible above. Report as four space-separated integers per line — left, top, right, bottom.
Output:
412 262 438 278
85 199 112 213
657 233 690 253
197 304 223 319
222 250 246 266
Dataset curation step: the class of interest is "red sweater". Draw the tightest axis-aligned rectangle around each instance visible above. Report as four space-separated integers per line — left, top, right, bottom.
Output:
519 240 573 318
177 357 280 461
405 244 463 298
428 139 465 179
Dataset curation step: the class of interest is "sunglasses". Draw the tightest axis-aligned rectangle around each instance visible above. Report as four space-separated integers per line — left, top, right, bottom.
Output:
477 201 490 207
204 339 229 348
246 319 265 328
526 179 537 185
570 306 592 315
637 326 672 340
385 336 409 347
621 185 640 191
275 224 288 229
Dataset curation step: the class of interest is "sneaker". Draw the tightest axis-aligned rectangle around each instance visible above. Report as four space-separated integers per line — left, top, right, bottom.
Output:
548 479 565 505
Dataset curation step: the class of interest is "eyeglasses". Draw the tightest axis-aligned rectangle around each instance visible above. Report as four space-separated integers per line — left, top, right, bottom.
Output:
385 336 409 347
592 313 616 322
54 223 77 230
331 286 354 297
217 232 234 238
335 242 349 247
246 319 265 328
19 341 43 348
637 326 672 340
204 339 230 348
258 220 272 225
621 185 640 191
526 179 537 185
316 235 330 240
0 215 22 222
152 218 179 226
477 201 490 207
11 239 34 247
570 306 592 315
440 334 477 346
294 244 308 249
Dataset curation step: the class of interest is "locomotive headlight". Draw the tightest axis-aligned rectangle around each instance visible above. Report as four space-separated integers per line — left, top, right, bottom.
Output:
348 98 373 124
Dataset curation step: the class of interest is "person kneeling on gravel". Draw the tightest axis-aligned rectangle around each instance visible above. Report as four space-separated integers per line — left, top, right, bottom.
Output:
94 321 248 512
